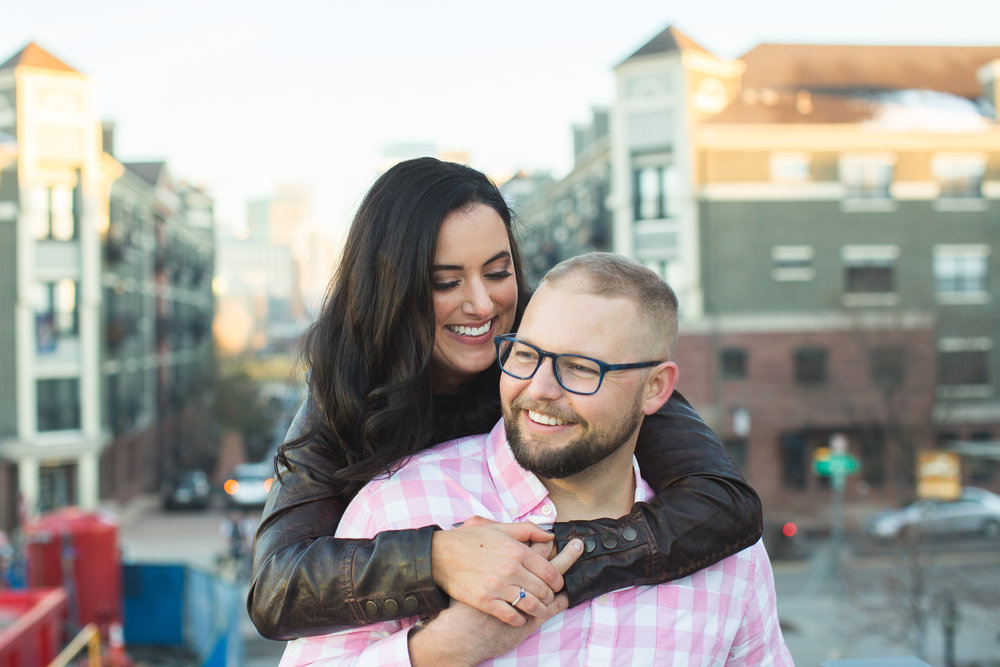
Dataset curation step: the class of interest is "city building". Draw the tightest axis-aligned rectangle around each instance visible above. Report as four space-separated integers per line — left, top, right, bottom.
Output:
0 44 216 529
521 26 1000 522
214 184 329 355
501 108 610 287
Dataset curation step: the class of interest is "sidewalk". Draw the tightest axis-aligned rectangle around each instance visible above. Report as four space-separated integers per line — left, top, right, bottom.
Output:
772 555 1000 666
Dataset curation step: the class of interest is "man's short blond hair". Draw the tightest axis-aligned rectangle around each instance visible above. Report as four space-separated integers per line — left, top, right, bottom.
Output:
539 252 679 358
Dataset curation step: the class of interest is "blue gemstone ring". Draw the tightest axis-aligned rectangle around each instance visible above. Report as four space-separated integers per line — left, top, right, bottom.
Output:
511 588 526 608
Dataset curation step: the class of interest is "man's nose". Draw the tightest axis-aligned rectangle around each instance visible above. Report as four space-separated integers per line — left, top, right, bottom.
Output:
527 358 564 400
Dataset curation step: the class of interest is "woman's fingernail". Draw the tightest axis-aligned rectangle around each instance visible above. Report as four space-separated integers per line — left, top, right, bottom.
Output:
571 539 583 552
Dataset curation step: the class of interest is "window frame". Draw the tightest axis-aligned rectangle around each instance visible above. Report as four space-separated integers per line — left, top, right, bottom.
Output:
36 377 82 432
934 244 990 304
839 154 896 211
720 347 748 380
794 347 828 386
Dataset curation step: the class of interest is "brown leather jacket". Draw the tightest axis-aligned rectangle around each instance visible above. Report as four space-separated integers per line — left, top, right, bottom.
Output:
248 391 762 640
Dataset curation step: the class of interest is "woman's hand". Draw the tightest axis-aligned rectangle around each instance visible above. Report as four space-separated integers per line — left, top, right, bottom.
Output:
430 515 580 626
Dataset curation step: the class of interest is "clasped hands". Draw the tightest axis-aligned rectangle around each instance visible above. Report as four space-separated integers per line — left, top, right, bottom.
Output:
417 516 584 665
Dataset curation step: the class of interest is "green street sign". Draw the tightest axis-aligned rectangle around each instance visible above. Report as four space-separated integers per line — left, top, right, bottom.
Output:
814 453 861 477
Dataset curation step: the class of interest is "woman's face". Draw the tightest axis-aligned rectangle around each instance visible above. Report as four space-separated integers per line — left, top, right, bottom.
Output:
430 203 518 393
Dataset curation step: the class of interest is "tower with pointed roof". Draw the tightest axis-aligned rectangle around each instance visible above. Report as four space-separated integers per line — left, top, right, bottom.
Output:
0 42 110 517
0 43 217 525
610 25 743 319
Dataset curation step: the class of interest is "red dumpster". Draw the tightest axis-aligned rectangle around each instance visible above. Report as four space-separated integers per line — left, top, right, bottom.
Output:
0 587 68 667
25 508 122 637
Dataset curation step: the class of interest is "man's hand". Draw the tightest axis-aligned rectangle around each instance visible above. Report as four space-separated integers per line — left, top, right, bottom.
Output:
431 516 568 626
412 537 583 666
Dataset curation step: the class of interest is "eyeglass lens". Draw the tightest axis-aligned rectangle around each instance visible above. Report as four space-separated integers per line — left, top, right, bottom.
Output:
497 338 603 394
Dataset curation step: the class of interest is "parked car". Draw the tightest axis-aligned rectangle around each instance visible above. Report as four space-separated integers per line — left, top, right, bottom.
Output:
161 470 211 511
864 486 1000 542
223 462 274 508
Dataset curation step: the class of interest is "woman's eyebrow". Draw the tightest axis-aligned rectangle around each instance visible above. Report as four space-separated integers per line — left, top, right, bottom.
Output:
433 251 511 272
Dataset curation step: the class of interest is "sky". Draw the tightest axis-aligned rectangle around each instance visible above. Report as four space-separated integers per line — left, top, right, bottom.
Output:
5 0 1000 240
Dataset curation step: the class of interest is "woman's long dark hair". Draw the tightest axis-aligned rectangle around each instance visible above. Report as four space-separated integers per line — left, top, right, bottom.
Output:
277 157 530 495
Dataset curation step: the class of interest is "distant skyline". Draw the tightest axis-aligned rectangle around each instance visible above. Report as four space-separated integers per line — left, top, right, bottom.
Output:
5 0 1000 239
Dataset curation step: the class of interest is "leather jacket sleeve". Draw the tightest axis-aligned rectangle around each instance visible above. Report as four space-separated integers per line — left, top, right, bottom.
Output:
247 398 448 640
551 390 763 607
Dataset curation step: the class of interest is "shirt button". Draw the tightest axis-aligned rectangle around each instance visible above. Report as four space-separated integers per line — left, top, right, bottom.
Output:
602 534 618 550
404 596 420 613
384 599 399 615
542 505 553 515
622 527 638 542
365 601 379 617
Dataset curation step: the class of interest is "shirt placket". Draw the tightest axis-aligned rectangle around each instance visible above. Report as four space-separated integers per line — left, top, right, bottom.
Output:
585 591 619 665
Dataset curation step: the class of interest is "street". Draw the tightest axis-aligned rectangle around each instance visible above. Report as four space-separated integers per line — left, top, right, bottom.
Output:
114 494 1000 667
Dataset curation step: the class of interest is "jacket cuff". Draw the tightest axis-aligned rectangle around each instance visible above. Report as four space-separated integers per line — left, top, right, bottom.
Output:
551 511 656 608
352 525 449 623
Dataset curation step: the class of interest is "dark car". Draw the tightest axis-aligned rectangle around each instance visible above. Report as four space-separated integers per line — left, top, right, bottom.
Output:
161 470 212 511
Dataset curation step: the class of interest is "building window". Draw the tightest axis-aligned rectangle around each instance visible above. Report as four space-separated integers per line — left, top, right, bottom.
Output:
720 348 747 380
938 350 989 387
770 153 810 182
846 262 894 293
632 162 677 221
858 429 886 489
870 345 905 390
771 245 815 281
840 155 894 201
33 280 78 353
724 439 747 471
964 431 998 485
33 184 76 241
933 154 985 199
39 464 77 512
780 432 808 490
795 347 827 385
934 245 989 299
842 245 899 305
37 378 81 431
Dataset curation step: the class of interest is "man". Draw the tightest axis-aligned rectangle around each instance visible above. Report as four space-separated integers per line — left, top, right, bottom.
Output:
281 252 791 665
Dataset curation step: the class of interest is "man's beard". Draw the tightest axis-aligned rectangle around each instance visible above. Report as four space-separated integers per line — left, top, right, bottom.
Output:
503 394 644 480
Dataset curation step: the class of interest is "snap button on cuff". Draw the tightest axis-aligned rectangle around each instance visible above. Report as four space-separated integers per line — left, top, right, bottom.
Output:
584 538 597 553
602 535 618 549
365 600 379 616
404 596 419 612
384 598 399 614
622 527 638 542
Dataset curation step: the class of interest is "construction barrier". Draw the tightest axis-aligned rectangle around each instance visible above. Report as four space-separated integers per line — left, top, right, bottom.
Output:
0 587 68 667
123 563 242 667
24 508 122 638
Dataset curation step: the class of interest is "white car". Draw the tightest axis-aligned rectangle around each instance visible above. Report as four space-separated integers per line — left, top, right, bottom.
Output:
223 462 274 508
865 486 1000 541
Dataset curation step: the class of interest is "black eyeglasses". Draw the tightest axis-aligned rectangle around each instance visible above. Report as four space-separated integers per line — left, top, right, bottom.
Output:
494 334 664 396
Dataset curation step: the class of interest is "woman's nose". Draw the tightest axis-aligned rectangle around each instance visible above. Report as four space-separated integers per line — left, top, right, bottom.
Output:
462 279 492 317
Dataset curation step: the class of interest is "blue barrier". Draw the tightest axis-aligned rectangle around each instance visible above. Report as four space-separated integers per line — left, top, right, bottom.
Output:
122 563 242 667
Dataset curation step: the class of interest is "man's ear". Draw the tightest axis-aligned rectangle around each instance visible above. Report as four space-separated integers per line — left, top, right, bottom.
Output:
641 361 679 416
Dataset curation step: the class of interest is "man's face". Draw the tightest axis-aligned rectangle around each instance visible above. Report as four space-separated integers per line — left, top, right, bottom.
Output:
500 281 653 480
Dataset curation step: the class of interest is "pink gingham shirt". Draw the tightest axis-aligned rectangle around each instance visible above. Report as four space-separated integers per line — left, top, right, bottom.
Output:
281 419 791 666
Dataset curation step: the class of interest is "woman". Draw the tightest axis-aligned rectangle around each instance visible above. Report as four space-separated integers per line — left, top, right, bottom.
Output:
249 157 762 640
